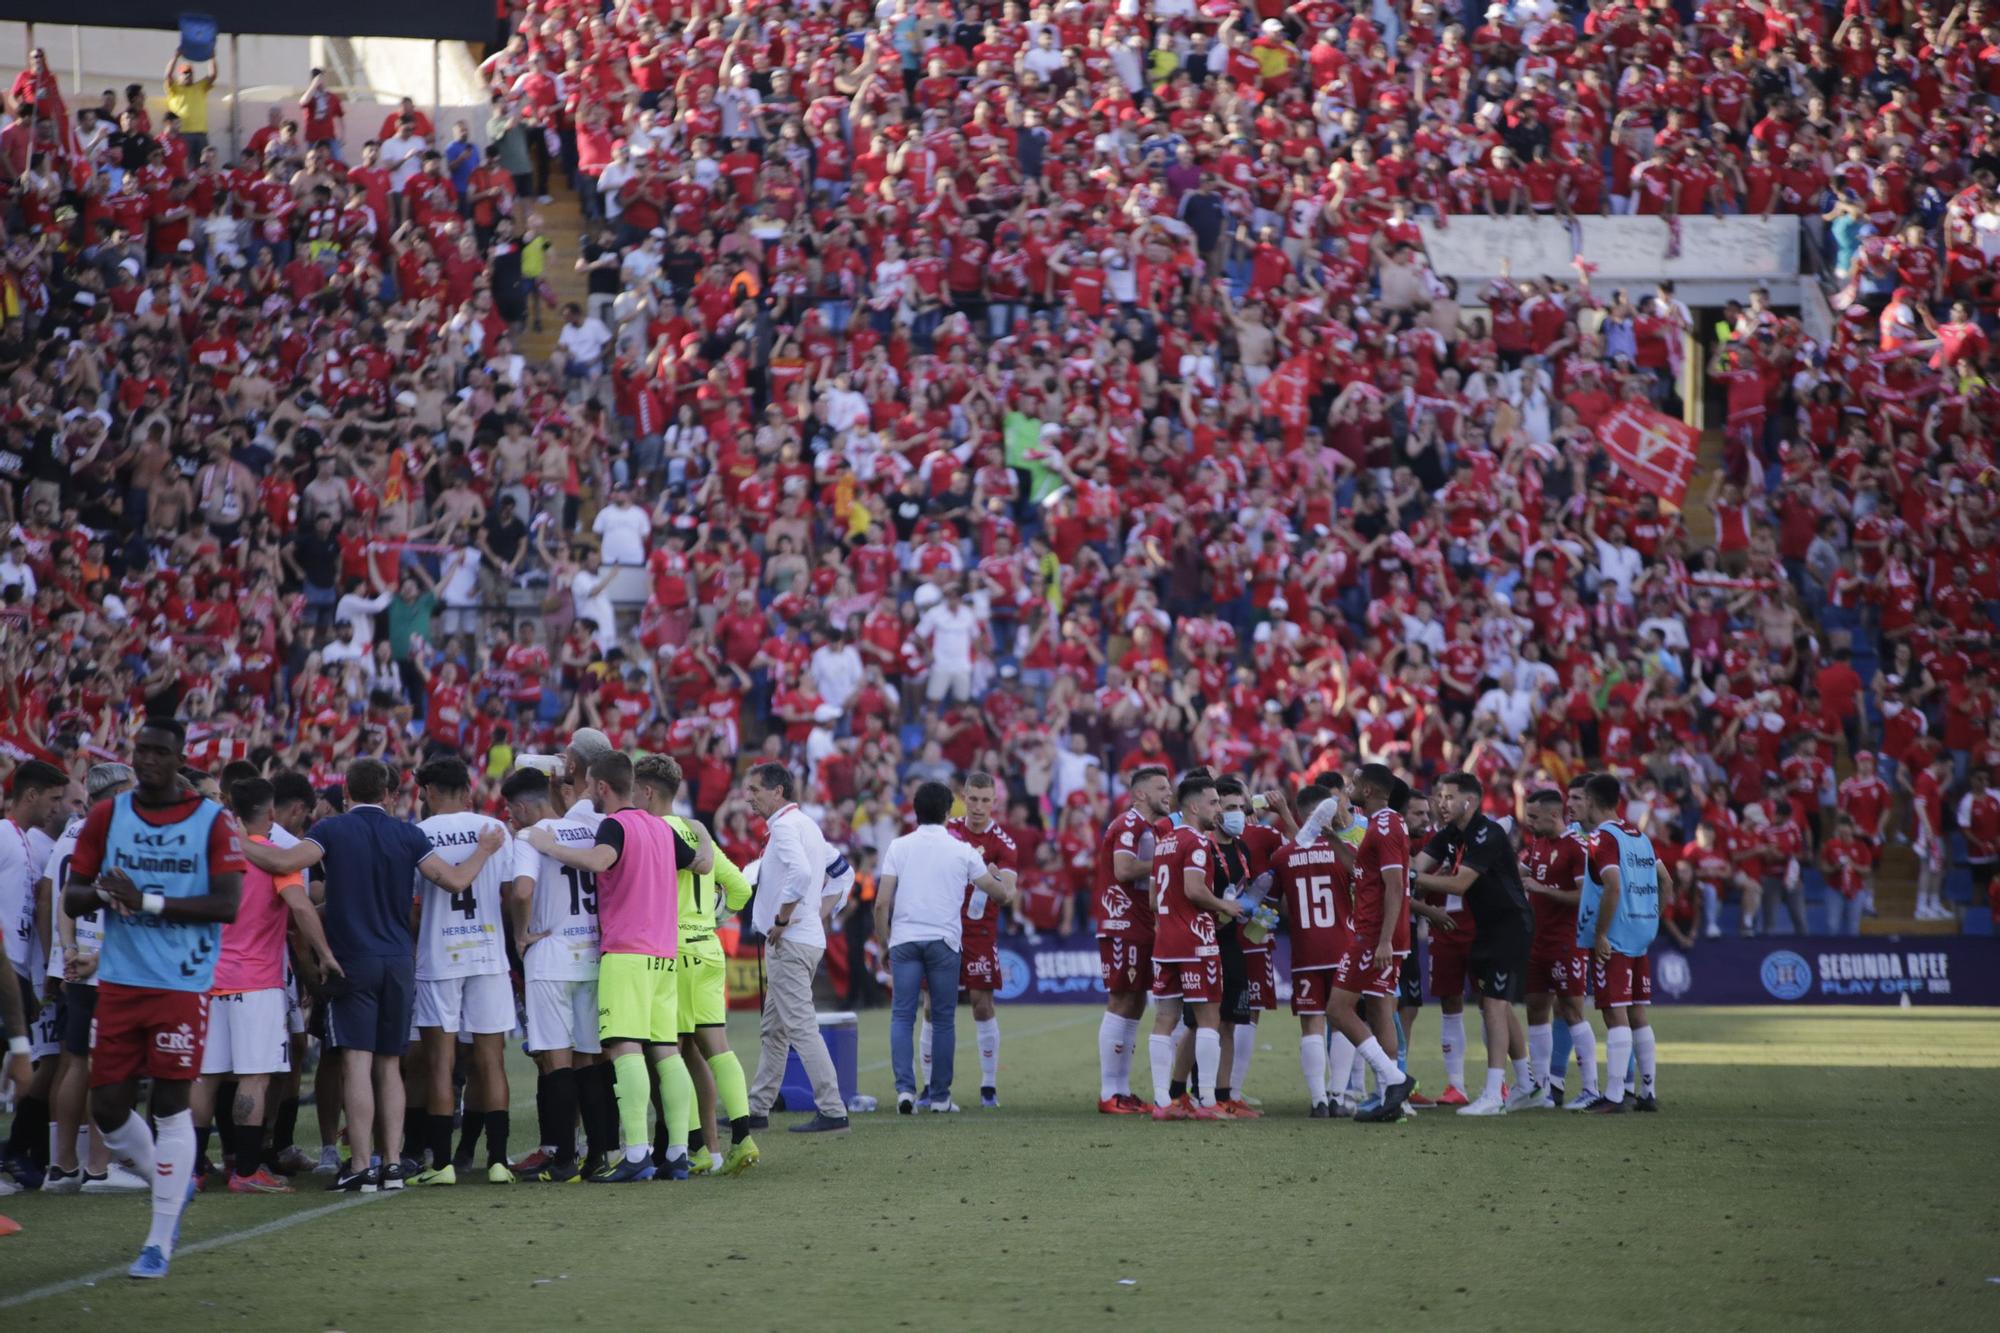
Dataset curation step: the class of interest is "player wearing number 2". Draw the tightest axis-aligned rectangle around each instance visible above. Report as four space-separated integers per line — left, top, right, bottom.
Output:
411 758 517 1185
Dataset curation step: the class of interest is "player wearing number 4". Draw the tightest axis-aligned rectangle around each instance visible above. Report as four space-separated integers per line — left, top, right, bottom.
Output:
411 759 517 1185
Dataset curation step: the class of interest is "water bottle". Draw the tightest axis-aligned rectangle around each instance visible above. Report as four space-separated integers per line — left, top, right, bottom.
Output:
967 889 989 920
1243 901 1281 947
847 1094 878 1113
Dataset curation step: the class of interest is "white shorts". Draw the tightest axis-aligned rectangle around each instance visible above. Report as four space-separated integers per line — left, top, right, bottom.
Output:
525 978 602 1055
414 972 515 1036
201 988 293 1076
284 967 306 1035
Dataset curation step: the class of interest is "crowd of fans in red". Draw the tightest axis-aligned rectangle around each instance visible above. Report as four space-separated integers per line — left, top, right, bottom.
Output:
1 0 1998 944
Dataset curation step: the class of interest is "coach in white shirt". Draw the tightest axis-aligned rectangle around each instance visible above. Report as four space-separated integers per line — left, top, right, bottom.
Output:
873 782 1014 1114
742 762 851 1132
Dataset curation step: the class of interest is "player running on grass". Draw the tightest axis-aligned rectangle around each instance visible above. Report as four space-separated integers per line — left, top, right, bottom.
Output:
61 717 245 1279
1094 766 1172 1114
1576 773 1662 1114
634 755 759 1176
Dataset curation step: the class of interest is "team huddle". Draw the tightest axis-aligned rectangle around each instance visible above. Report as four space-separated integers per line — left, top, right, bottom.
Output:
1088 766 1663 1122
2 721 784 1281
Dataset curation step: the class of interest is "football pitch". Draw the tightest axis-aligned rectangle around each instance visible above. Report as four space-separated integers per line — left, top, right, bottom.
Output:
3 1005 1997 1330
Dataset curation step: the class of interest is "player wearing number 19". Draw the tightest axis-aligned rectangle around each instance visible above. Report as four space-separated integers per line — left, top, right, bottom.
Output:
503 767 612 1183
411 759 516 1185
526 753 710 1182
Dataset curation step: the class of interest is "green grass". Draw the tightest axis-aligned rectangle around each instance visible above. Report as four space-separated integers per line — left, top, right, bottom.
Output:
4 1005 1999 1330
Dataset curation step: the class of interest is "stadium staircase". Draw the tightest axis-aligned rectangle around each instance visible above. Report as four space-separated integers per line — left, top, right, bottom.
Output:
520 179 591 362
1681 409 1936 937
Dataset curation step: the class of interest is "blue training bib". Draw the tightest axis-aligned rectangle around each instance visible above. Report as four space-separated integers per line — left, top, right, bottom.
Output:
1576 822 1661 958
97 793 227 993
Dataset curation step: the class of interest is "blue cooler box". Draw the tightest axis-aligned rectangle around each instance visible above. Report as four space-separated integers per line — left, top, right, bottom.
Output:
778 1011 857 1110
178 14 218 62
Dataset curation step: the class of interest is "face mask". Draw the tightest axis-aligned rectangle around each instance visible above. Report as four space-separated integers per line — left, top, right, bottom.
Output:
1220 810 1246 837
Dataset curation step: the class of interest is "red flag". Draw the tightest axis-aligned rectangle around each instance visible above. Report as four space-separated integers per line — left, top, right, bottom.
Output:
1594 402 1700 507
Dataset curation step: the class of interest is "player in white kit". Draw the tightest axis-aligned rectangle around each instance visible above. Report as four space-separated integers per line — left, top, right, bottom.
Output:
411 758 515 1185
501 766 606 1181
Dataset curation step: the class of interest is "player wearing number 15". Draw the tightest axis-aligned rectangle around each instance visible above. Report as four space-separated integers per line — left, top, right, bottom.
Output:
412 758 516 1185
1270 783 1350 1117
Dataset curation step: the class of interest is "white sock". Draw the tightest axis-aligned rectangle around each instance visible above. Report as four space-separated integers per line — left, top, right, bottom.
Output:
1604 1025 1633 1102
1440 1011 1466 1091
101 1111 156 1178
1148 1032 1175 1106
1357 1035 1406 1087
1232 1024 1256 1096
1300 1033 1328 1105
976 1017 1000 1088
147 1109 196 1256
1116 1017 1142 1096
1633 1023 1657 1097
1098 1013 1125 1101
1347 1055 1368 1097
1193 1028 1222 1107
1569 1020 1599 1095
1528 1022 1554 1088
665 1144 688 1162
1483 1066 1505 1100
1327 1032 1358 1103
624 1144 649 1164
1512 1056 1531 1091
919 1021 933 1092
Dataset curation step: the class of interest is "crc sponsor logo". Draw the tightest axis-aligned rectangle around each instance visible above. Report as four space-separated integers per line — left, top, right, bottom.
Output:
155 1023 199 1061
1760 950 1813 1001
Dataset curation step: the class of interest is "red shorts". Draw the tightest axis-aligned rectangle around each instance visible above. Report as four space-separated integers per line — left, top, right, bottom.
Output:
1327 935 1377 996
1243 949 1276 1012
90 981 211 1088
1152 955 1222 1005
960 938 999 992
1531 941 1590 997
1429 925 1474 999
1290 968 1334 1016
1364 952 1403 999
1593 953 1653 1009
1097 933 1155 995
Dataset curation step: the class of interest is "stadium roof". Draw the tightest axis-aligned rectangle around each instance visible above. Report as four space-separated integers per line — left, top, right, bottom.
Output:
11 2 489 42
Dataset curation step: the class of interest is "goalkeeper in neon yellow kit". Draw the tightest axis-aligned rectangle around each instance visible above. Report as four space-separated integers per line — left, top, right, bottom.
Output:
634 755 759 1175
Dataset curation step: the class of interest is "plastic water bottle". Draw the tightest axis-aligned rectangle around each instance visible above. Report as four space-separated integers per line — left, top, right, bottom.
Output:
1243 902 1281 946
967 890 989 920
847 1094 878 1113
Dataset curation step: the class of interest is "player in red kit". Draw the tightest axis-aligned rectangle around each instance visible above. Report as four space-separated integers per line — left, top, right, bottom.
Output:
1325 764 1418 1122
1271 783 1353 1117
1957 770 2000 924
1093 766 1172 1114
1518 788 1592 1108
942 772 1018 1108
1146 775 1244 1121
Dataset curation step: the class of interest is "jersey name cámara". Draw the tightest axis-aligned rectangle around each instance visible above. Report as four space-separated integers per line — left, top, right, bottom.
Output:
416 811 512 980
